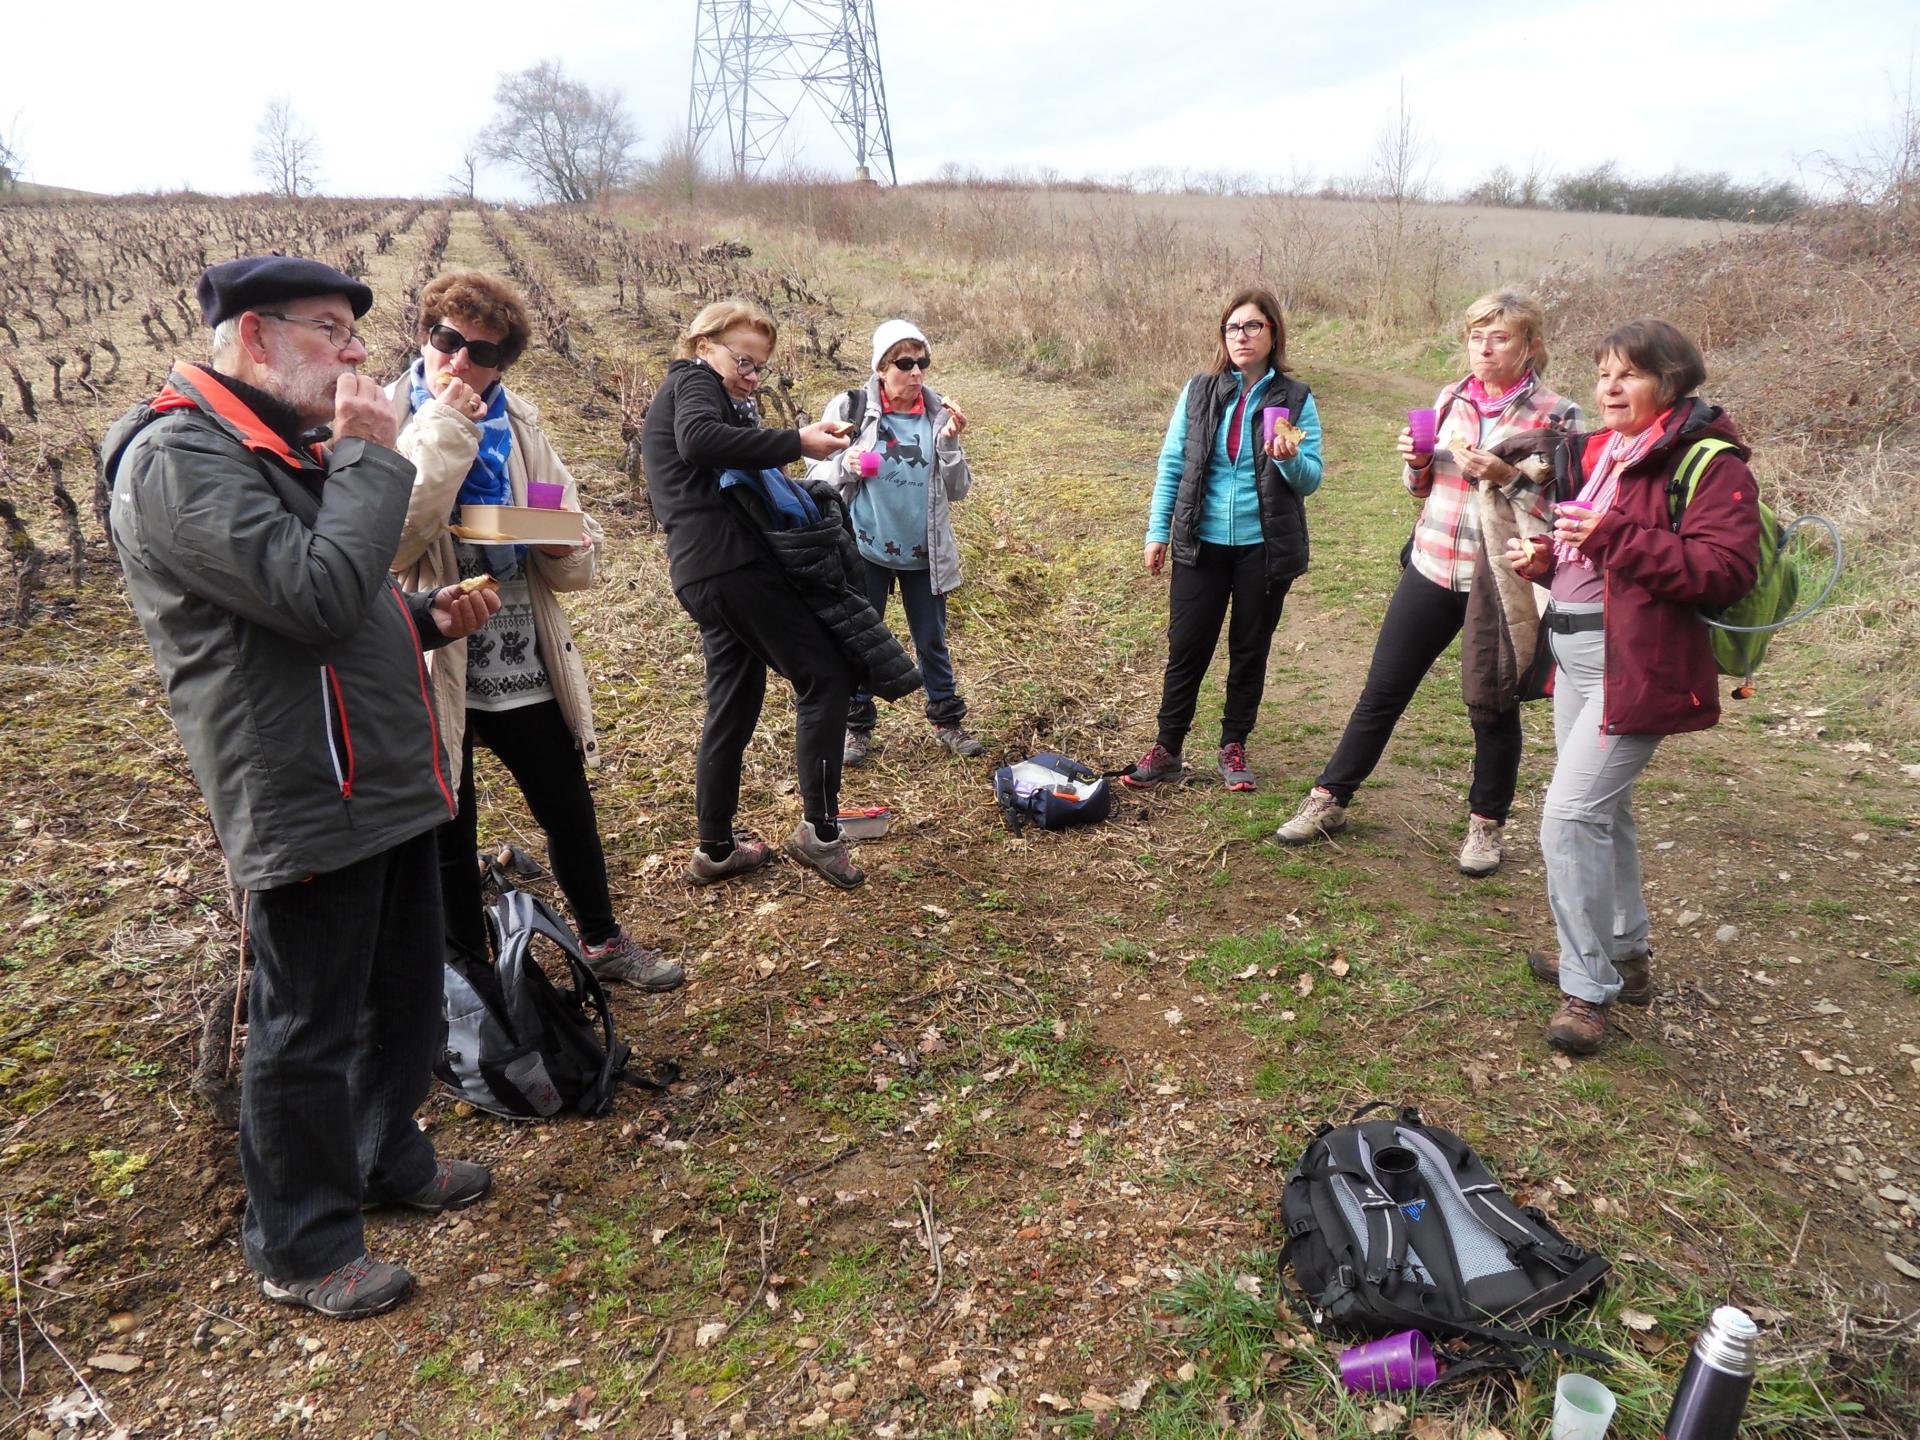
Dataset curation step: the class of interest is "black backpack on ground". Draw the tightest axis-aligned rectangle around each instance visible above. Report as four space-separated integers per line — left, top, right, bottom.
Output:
437 878 660 1119
1280 1103 1611 1377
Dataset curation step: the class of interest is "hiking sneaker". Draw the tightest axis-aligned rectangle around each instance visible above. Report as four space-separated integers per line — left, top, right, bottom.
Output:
260 1253 414 1320
1457 815 1505 876
685 839 772 887
581 930 686 992
843 728 874 768
379 1159 493 1214
1528 948 1655 1006
1217 742 1256 792
1121 743 1183 789
933 723 986 758
785 820 866 889
1274 787 1348 845
1546 995 1612 1055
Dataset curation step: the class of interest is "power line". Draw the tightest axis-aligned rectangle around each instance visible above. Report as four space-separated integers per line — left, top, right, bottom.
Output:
688 0 896 184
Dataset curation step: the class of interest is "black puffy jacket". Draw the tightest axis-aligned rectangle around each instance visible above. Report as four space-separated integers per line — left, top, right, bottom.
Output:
1169 370 1314 585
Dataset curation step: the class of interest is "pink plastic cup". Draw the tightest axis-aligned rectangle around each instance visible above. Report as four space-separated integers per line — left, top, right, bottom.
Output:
1556 499 1594 519
1407 408 1437 459
1337 1330 1439 1394
857 450 882 478
1262 406 1292 444
525 481 565 510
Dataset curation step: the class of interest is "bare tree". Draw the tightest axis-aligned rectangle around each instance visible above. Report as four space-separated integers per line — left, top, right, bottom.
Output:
447 140 483 199
0 112 23 192
252 99 319 197
483 60 638 204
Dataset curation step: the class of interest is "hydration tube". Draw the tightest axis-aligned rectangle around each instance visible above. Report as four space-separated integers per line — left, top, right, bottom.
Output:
1704 514 1845 634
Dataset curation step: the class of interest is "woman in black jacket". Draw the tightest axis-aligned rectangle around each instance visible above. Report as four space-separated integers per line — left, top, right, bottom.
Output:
641 299 865 887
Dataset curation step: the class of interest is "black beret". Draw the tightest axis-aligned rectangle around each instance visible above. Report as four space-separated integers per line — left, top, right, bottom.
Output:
196 254 374 326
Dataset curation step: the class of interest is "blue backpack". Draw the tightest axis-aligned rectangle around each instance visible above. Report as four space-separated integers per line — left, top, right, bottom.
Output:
992 753 1117 834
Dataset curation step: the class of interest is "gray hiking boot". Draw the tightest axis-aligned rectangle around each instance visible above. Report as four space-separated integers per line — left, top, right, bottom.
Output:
1274 787 1348 845
260 1253 414 1320
933 723 986 758
685 839 772 887
581 930 686 992
785 820 866 889
376 1158 493 1214
843 728 874 768
1528 948 1655 1006
1457 815 1505 876
1121 742 1183 789
1218 741 1255 792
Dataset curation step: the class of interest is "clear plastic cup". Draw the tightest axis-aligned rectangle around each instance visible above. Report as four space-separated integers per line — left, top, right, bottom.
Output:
1552 1373 1617 1440
1407 408 1437 458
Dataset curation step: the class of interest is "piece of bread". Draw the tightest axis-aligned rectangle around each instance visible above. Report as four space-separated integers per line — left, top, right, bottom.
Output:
455 572 499 595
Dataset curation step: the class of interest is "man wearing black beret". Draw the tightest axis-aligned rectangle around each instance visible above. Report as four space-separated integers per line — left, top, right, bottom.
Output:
103 255 502 1319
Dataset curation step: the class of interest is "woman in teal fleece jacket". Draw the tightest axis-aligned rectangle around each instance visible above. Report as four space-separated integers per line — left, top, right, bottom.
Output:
1130 286 1323 793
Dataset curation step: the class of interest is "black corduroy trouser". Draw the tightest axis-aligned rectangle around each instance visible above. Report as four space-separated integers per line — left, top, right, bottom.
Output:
240 828 443 1281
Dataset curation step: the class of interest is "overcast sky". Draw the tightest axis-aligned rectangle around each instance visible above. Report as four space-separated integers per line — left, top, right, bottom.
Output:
8 0 1915 198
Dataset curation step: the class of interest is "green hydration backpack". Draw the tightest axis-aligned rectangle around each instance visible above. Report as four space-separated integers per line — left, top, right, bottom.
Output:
1665 439 1842 694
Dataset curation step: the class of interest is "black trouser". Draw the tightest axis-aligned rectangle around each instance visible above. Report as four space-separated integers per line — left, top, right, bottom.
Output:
439 698 616 962
1317 563 1524 823
240 829 443 1281
1155 541 1292 753
677 560 857 847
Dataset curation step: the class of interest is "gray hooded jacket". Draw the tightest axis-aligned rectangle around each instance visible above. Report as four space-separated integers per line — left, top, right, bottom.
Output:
104 364 458 890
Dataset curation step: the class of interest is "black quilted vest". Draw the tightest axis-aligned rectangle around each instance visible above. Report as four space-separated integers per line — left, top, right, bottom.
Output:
1168 369 1313 585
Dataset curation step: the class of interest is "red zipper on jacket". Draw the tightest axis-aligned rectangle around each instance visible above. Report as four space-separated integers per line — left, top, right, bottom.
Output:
321 665 355 798
388 586 457 817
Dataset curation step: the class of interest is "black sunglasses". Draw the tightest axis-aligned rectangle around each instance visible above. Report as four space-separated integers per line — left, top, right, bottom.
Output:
428 323 506 369
890 355 931 372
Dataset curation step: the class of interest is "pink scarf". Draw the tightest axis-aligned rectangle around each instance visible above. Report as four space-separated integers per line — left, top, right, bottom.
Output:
1552 413 1671 570
1461 371 1535 419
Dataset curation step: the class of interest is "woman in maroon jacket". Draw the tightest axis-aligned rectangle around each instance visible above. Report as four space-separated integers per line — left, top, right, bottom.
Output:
1505 318 1760 1054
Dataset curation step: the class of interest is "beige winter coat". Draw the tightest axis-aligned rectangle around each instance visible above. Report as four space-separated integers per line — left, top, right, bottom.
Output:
387 380 604 788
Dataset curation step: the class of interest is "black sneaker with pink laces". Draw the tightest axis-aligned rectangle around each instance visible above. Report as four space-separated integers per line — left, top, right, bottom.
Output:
260 1253 414 1320
1121 742 1183 788
1217 742 1256 791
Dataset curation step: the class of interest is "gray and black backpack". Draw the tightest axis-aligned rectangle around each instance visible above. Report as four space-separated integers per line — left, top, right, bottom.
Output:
436 881 640 1119
1280 1103 1611 1377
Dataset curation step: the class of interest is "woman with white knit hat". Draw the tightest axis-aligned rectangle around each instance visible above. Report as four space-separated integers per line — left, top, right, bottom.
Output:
809 319 984 766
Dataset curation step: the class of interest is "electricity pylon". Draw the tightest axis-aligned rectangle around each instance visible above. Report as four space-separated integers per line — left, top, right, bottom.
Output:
688 0 897 184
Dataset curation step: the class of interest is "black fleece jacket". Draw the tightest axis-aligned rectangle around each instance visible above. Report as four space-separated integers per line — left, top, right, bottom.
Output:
642 358 806 591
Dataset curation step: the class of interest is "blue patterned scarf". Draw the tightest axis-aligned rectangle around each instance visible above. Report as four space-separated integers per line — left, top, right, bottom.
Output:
409 359 522 574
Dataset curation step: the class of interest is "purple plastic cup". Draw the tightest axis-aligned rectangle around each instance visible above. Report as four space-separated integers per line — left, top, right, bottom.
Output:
1556 499 1594 519
857 450 882 478
525 481 565 510
1262 406 1292 444
1337 1330 1439 1394
1407 408 1438 459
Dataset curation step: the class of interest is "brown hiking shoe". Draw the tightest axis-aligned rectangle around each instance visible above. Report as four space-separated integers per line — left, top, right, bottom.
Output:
1274 787 1348 845
1527 949 1654 1006
1546 995 1612 1054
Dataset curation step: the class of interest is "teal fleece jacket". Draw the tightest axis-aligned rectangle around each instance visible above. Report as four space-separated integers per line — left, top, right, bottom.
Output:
1145 372 1323 546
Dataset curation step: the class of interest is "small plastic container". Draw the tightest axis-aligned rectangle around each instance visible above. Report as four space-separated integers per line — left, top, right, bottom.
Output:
857 451 882 478
1262 406 1292 444
525 481 566 510
1337 1330 1439 1393
1552 1373 1617 1440
836 805 892 840
1407 408 1437 458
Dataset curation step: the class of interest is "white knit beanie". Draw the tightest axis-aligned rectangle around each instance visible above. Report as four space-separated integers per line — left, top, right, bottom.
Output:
870 318 930 373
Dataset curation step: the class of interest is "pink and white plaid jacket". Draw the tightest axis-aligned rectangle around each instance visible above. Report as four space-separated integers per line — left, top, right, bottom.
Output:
1404 376 1580 592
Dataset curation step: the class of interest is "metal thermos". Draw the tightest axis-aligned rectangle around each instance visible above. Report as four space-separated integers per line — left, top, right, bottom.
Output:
1662 1306 1759 1440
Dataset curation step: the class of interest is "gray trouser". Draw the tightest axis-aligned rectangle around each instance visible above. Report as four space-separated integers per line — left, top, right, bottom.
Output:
1540 621 1662 1004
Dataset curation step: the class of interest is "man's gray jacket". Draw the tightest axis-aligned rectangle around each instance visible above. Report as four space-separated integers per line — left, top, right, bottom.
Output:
105 364 457 890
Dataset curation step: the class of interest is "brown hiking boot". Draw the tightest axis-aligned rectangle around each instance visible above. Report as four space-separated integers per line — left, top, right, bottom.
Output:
1527 949 1654 1006
1546 995 1612 1054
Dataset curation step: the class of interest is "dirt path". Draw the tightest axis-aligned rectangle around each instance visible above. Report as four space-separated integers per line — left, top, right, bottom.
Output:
0 200 1914 1439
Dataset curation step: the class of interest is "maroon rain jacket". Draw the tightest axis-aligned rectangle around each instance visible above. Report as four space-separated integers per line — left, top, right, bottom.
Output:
1560 400 1761 736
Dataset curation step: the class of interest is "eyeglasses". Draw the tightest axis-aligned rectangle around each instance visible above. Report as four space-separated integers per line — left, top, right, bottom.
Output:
260 311 364 353
428 323 507 369
889 355 932 372
1223 321 1269 339
721 347 770 380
